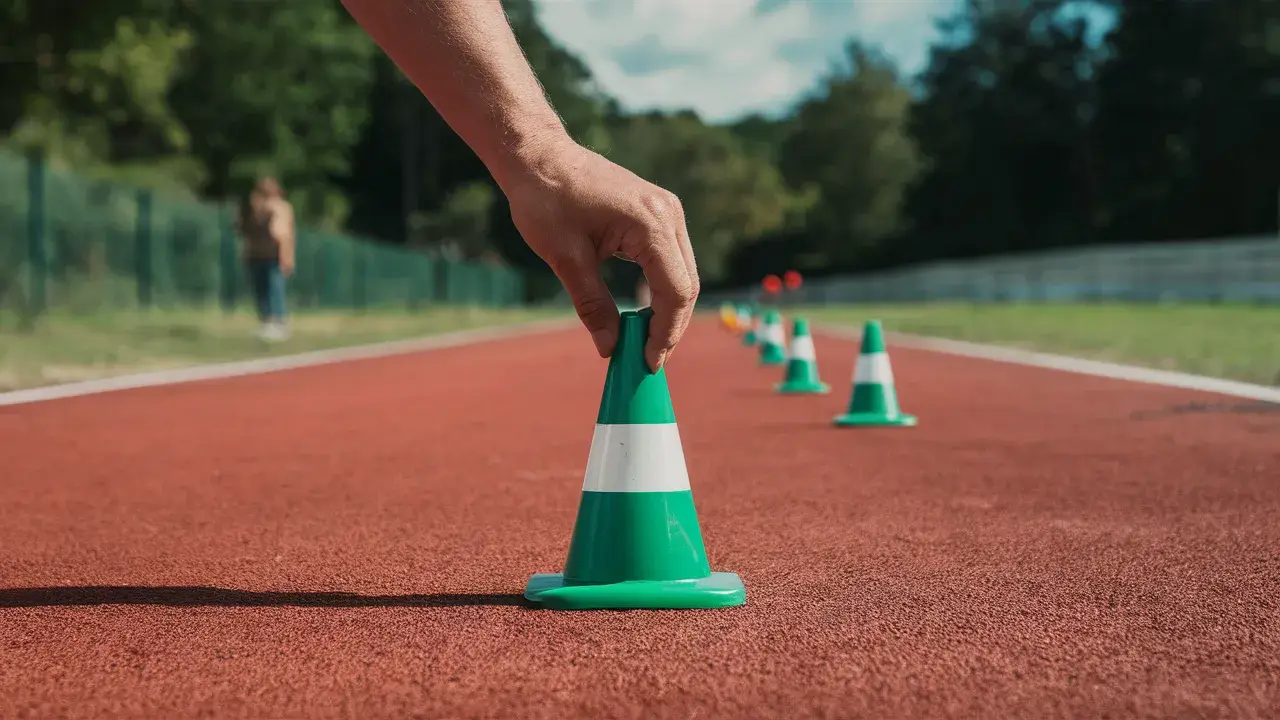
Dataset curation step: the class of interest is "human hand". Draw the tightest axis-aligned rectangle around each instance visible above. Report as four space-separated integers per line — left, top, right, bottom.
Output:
501 136 699 371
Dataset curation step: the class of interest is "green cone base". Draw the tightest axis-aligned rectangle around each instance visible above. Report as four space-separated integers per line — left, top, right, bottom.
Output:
758 348 786 366
524 572 746 610
776 380 830 394
833 412 918 427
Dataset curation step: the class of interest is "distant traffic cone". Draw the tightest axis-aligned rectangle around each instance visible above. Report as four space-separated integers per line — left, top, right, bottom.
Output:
833 320 917 427
776 318 829 394
719 302 737 332
757 311 786 366
741 307 758 346
524 308 747 610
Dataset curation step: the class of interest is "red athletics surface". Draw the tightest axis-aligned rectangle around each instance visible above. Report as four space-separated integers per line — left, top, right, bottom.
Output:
1 320 1277 719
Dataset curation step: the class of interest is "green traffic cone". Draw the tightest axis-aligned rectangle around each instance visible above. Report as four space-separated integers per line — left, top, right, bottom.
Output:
741 306 758 347
776 318 830 394
833 320 917 427
757 311 786 366
719 302 737 332
525 308 747 610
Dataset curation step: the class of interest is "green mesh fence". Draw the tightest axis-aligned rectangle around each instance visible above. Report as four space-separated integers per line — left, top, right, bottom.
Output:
0 149 527 321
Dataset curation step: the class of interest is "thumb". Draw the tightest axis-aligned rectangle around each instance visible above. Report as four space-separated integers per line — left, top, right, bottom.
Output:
554 253 620 358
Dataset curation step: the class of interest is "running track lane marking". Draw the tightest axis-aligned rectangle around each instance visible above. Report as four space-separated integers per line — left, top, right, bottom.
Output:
4 315 1274 408
0 317 578 408
817 323 1280 404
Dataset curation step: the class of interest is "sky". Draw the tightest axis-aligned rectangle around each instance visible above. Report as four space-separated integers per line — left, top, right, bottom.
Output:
534 0 967 123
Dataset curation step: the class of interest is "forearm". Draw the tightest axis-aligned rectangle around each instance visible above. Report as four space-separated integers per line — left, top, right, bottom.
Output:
340 0 570 190
279 236 295 266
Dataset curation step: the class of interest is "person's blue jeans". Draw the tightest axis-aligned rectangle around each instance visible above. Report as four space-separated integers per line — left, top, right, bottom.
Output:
246 258 287 322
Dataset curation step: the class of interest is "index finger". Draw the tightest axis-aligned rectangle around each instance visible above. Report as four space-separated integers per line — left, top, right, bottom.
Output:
670 200 700 336
636 227 695 372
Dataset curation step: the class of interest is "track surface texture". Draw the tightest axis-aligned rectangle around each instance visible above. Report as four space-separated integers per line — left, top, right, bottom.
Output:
2 320 1278 719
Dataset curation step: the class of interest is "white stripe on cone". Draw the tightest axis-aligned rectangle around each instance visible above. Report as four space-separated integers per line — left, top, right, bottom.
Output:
581 423 691 493
854 351 895 385
789 334 816 361
765 322 785 346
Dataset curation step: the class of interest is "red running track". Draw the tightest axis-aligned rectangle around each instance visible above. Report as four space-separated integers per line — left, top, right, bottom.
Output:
1 321 1277 719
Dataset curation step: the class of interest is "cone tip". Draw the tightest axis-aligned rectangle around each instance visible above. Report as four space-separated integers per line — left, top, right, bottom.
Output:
614 307 655 366
619 308 655 337
859 318 886 354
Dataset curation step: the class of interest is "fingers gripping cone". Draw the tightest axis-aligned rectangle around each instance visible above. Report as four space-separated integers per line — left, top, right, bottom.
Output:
757 310 787 366
524 308 747 610
833 320 917 427
775 318 830 394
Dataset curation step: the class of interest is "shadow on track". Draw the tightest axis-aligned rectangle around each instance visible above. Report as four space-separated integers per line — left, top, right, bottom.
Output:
0 586 529 608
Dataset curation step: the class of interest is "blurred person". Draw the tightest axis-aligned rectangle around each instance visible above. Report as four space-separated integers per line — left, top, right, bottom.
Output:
236 176 295 341
340 0 698 371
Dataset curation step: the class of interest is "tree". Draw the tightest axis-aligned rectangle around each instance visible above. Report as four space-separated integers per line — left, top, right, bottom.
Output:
335 0 614 299
167 0 377 225
410 181 496 261
727 113 793 165
902 1 1098 263
0 0 198 184
780 42 923 269
606 111 798 281
1092 0 1280 242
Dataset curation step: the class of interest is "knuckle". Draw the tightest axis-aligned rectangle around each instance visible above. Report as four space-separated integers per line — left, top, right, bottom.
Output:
637 190 679 224
664 191 684 216
670 275 697 305
574 293 614 329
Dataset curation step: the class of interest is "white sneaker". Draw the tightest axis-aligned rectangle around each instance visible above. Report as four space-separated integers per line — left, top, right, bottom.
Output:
258 322 289 342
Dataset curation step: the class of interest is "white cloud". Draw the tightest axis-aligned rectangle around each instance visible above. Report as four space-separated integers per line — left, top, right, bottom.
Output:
534 0 960 123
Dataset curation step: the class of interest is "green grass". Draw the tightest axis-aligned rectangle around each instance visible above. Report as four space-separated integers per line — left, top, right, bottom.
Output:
800 303 1280 386
0 305 568 392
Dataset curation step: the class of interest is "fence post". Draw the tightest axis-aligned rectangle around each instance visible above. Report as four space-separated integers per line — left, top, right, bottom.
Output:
135 189 154 308
354 244 367 310
219 202 238 313
321 239 336 308
25 150 47 316
442 259 455 304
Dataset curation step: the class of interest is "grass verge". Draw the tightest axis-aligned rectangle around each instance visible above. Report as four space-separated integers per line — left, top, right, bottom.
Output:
0 305 568 392
799 303 1280 386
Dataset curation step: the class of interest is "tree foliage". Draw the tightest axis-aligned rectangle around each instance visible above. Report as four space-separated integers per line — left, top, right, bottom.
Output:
605 111 800 280
2 0 1275 297
900 0 1278 269
780 43 923 267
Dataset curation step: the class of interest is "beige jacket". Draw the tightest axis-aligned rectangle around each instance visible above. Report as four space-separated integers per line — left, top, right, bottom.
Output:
238 196 295 262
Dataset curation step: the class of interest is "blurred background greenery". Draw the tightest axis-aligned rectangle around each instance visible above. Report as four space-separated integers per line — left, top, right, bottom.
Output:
0 0 1276 388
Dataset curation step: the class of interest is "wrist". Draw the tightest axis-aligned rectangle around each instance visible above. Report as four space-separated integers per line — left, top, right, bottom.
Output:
487 122 576 195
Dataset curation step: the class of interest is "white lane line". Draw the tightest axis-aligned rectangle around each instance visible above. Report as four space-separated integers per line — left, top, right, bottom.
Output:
0 317 577 407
